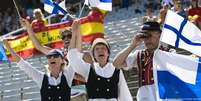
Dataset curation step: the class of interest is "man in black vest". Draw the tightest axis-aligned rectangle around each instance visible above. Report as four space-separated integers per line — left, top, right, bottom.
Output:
67 20 133 101
113 21 165 101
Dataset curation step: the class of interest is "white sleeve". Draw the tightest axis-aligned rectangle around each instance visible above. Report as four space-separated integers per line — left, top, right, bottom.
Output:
118 70 133 101
63 65 75 87
67 49 91 81
17 59 44 88
125 50 139 70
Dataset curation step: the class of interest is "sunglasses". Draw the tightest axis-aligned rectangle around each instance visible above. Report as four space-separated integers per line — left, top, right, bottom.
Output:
61 34 72 40
46 54 61 59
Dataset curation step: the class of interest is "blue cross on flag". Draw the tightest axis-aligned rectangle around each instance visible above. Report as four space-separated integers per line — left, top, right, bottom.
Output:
44 0 67 15
153 50 201 100
161 10 201 57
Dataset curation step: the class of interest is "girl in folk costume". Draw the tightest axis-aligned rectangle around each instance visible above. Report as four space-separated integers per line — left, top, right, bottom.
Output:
67 20 133 101
3 40 74 101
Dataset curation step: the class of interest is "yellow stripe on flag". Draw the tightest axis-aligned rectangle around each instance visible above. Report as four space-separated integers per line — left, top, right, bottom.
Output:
35 29 62 45
7 36 34 54
80 22 104 36
6 28 63 55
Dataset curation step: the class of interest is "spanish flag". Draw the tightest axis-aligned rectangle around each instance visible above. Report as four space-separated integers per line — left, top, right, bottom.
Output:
5 8 107 60
5 22 72 60
80 8 107 42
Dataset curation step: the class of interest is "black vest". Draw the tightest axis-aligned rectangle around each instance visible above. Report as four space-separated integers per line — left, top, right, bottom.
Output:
40 74 71 101
86 66 120 99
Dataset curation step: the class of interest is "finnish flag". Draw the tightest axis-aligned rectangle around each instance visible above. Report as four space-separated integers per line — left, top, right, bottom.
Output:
153 50 201 100
44 0 67 15
161 10 201 57
85 0 112 11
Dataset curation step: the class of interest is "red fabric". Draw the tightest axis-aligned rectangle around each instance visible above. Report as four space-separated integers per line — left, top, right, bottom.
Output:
31 19 47 31
137 50 154 87
137 47 170 87
82 33 104 42
142 51 154 85
79 9 106 42
79 10 104 24
188 7 201 22
7 41 64 61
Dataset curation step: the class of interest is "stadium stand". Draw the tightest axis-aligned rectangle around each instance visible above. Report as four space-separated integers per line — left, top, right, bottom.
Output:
0 6 143 100
1 0 194 100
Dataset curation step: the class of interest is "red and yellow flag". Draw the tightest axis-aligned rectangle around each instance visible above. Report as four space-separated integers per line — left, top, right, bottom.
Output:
6 22 72 60
80 8 107 42
5 8 107 60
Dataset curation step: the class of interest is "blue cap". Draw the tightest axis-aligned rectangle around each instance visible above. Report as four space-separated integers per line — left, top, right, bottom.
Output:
46 49 64 58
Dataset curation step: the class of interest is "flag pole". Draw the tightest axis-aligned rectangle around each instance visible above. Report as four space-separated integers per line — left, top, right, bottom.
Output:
66 10 76 19
78 3 86 18
12 0 21 18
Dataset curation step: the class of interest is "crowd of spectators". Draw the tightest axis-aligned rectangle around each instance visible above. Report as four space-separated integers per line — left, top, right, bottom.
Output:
0 8 21 35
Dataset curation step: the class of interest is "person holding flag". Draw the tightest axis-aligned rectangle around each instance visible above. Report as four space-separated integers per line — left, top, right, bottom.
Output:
67 19 133 101
3 39 74 101
20 18 90 101
113 21 169 101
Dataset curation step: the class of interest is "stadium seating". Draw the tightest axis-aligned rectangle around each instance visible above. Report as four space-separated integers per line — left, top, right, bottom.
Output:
0 7 143 101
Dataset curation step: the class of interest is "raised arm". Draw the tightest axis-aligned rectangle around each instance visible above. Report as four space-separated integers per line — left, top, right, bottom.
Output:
75 20 82 52
113 33 144 69
68 20 78 50
3 40 21 62
68 20 91 80
3 39 44 87
75 19 93 64
20 18 52 55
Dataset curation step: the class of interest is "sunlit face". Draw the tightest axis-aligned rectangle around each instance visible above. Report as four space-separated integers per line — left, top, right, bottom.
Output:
143 31 161 51
174 0 182 10
47 54 64 75
93 44 109 64
60 30 72 49
34 12 43 20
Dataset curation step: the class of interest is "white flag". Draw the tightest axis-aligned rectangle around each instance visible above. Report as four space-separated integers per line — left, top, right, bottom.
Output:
153 50 201 100
161 10 201 56
85 0 112 11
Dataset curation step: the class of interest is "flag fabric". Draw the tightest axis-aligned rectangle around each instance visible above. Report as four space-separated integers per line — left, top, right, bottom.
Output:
79 8 106 42
5 8 106 60
5 12 106 60
161 10 201 57
86 0 112 11
5 22 72 61
153 50 201 100
44 0 67 15
0 44 8 61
